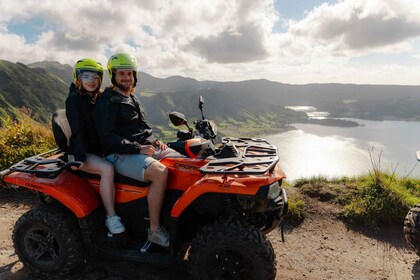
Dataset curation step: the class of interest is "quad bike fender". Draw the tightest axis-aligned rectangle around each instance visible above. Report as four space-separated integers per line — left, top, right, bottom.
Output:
171 164 286 218
170 175 266 218
4 170 101 218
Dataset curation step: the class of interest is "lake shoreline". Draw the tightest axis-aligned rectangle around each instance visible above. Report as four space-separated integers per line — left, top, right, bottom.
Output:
263 118 420 181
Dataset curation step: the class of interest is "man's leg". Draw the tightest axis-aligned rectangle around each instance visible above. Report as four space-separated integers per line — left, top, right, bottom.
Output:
144 161 168 231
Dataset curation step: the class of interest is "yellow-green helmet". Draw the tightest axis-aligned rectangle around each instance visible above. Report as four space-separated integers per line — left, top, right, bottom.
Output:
107 53 138 87
73 58 104 83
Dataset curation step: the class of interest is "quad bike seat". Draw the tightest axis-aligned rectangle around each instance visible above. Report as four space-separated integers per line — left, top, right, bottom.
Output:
74 169 150 188
52 109 150 187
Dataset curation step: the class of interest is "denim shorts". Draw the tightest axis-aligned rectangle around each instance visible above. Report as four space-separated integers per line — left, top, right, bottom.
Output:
105 153 157 182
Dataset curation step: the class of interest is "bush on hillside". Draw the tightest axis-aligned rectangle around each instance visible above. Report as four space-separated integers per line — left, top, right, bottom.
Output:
293 173 420 229
341 172 420 228
0 117 55 170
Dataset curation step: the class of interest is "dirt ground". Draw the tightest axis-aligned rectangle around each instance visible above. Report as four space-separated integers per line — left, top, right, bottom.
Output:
0 189 419 280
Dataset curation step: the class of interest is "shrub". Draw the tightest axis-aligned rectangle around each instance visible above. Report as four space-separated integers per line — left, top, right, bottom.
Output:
341 173 420 228
0 117 55 170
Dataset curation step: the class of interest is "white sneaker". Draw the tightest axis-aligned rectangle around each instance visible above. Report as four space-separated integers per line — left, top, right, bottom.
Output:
148 226 170 247
105 215 125 234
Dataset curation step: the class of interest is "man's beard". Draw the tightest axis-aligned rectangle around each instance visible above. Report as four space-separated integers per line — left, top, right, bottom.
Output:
115 81 133 92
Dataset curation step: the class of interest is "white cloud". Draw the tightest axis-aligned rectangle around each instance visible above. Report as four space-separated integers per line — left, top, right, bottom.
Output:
0 0 419 84
288 0 420 54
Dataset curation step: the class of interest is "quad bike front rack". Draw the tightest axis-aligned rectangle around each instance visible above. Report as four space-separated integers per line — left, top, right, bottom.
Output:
200 137 279 175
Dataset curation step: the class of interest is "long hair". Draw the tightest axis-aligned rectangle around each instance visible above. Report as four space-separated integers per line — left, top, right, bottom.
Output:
75 79 102 104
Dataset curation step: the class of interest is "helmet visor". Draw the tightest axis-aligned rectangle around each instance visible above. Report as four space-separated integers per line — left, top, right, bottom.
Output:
79 72 100 83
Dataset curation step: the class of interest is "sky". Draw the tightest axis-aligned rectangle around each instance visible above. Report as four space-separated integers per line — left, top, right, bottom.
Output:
1 0 420 85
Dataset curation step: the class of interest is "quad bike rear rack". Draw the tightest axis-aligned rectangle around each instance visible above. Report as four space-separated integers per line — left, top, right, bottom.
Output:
7 149 79 179
200 137 279 175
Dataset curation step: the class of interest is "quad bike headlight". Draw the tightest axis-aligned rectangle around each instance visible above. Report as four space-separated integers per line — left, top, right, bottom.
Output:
267 181 281 200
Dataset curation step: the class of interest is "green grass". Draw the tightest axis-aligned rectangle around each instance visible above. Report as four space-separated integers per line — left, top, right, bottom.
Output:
341 172 420 228
285 190 306 224
140 91 157 97
291 174 420 229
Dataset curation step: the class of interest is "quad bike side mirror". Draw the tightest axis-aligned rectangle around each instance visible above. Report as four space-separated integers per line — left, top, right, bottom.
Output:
169 112 188 127
199 96 204 110
199 96 205 120
416 151 420 161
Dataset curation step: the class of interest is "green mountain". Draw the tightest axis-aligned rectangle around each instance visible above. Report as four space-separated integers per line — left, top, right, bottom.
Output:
28 61 73 85
0 60 68 124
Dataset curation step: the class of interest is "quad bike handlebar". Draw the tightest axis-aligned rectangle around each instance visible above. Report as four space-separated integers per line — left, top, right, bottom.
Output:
169 96 217 144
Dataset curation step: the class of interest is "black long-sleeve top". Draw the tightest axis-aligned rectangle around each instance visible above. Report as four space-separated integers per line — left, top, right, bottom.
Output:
65 83 103 162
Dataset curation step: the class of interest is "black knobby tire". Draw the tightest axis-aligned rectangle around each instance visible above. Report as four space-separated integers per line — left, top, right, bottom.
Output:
189 218 276 280
404 203 420 256
12 203 85 279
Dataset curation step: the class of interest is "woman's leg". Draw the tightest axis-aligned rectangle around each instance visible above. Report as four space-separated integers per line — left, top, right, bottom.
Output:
80 153 116 216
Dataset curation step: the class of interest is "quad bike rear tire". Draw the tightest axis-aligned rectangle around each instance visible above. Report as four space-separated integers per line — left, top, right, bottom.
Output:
12 203 85 279
189 217 276 280
403 203 420 256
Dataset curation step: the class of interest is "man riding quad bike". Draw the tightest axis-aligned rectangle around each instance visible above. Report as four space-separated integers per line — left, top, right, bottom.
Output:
0 97 288 280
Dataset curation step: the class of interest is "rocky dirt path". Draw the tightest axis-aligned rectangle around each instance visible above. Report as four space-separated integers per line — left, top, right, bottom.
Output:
0 189 419 280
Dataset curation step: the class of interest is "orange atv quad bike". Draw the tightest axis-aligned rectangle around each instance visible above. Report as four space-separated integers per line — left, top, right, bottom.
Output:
0 96 288 280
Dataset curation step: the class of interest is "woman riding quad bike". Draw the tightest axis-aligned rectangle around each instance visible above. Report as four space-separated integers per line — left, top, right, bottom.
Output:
0 96 288 280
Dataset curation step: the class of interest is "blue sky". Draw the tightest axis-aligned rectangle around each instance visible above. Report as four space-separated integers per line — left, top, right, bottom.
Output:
276 1 336 18
272 1 339 33
1 0 420 85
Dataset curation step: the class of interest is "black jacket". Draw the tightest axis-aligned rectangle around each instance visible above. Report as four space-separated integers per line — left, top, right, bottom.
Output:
65 83 103 162
93 87 157 156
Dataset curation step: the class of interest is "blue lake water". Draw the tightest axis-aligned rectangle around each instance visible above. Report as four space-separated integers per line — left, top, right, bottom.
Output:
263 119 420 181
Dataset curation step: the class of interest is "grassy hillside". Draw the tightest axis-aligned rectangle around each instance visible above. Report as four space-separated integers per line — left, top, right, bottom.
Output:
0 60 68 124
28 61 74 85
287 174 420 228
0 116 55 170
140 90 303 140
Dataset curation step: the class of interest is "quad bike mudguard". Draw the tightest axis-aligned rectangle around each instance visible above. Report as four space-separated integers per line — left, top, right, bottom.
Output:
170 164 286 218
3 154 101 218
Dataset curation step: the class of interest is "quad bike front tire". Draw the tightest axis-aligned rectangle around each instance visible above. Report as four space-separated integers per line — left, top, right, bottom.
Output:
404 203 420 256
12 203 85 279
189 217 276 280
